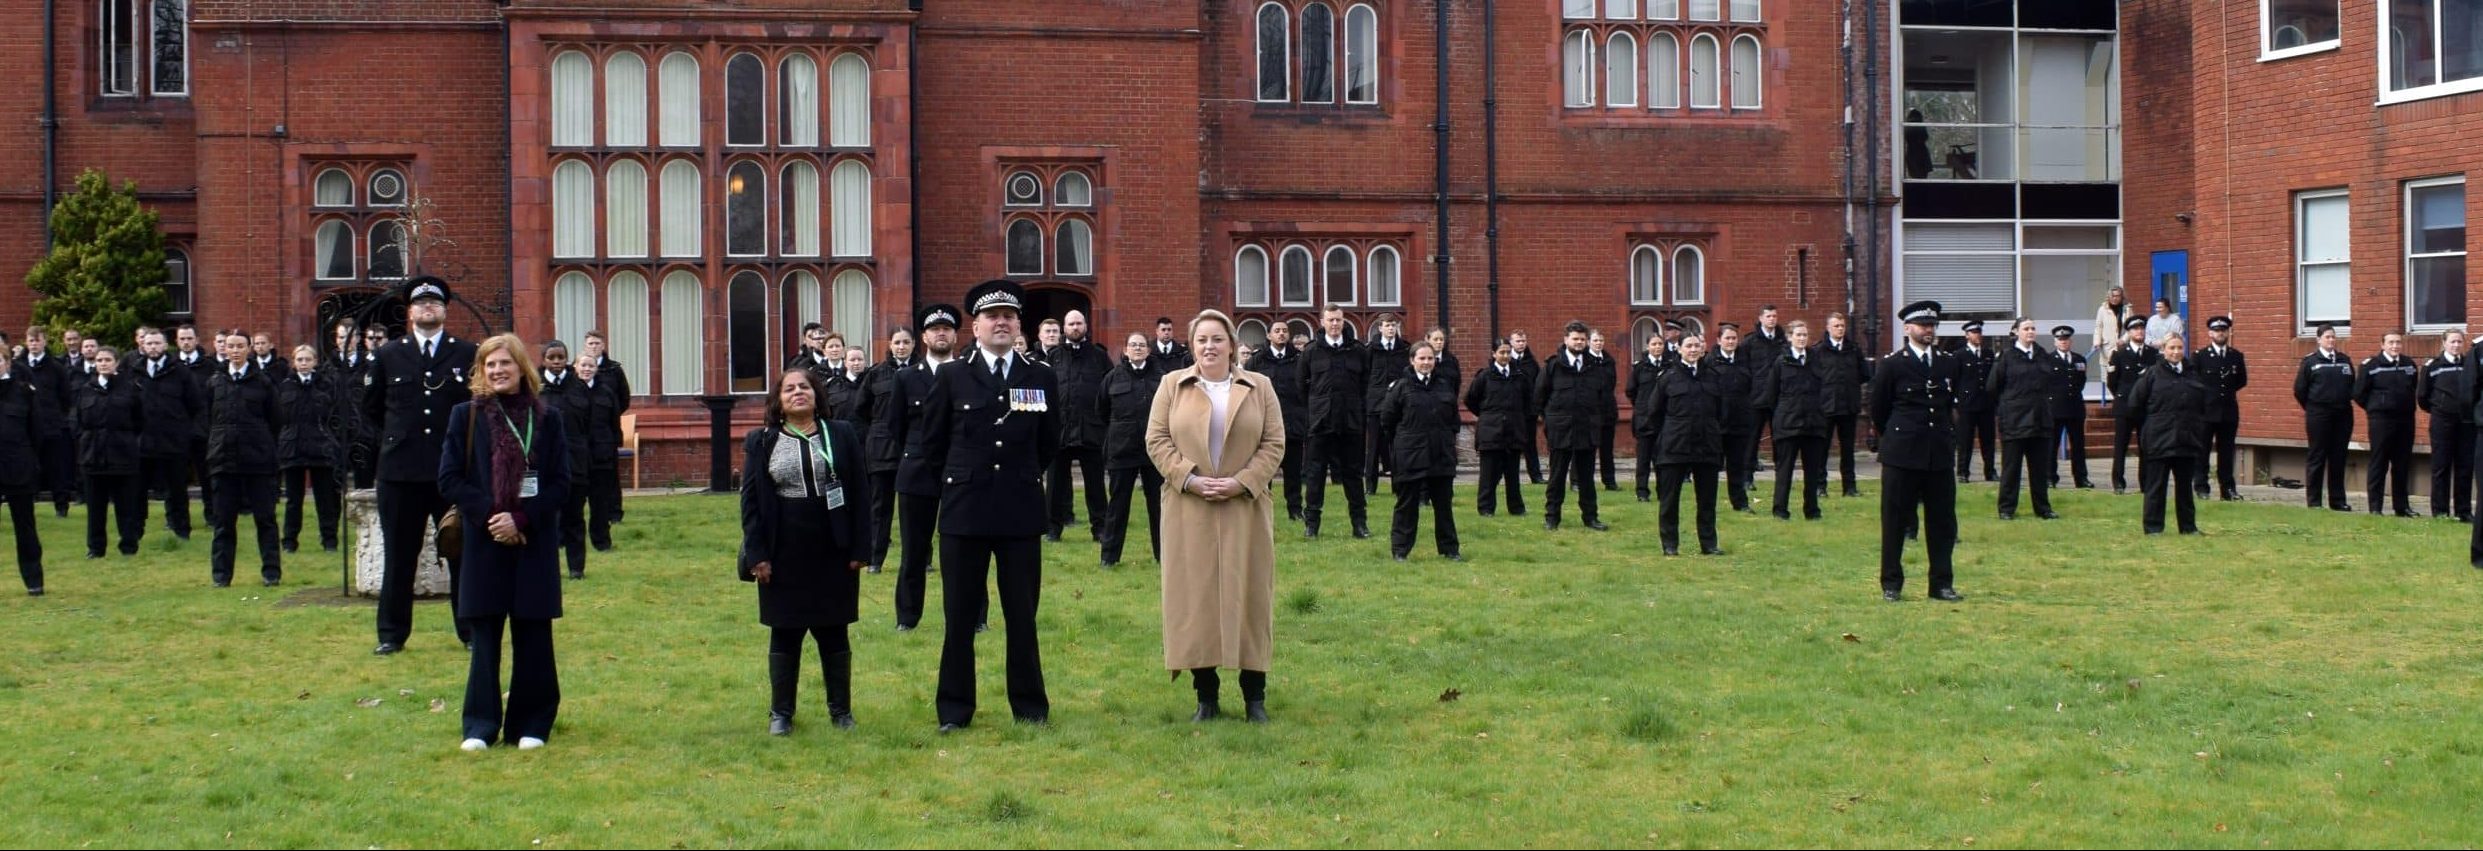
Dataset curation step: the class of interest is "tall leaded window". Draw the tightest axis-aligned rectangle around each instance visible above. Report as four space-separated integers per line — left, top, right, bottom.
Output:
780 54 819 148
728 271 770 393
606 53 648 147
659 52 701 147
660 270 705 395
1563 4 1764 113
552 51 594 147
1258 1 1383 107
553 159 597 259
725 161 767 257
1236 245 1271 307
726 53 765 147
606 159 648 258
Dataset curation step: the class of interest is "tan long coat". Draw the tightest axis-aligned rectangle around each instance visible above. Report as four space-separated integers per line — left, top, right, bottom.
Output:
1146 366 1287 672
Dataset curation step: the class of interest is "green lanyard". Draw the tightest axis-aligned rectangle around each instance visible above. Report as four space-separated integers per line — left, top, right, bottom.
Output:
499 409 535 456
781 422 835 471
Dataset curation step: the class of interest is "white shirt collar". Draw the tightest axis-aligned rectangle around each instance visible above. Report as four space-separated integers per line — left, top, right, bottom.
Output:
413 329 445 351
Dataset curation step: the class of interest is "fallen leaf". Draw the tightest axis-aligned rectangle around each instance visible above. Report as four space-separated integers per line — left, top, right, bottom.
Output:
296 691 311 700
399 688 415 697
429 698 447 713
355 698 383 708
1962 837 1975 846
1841 633 1861 643
1439 688 1462 703
2215 824 2229 832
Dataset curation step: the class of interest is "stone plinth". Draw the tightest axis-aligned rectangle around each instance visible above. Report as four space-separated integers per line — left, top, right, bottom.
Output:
345 489 452 598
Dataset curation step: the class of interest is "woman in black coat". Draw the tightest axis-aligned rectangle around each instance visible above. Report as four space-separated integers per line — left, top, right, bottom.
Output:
205 330 283 588
739 366 873 735
2126 336 2207 535
1381 342 1461 562
575 357 623 551
1465 340 1532 518
0 352 46 594
1097 333 1165 567
537 340 596 579
1983 318 2060 521
439 334 573 752
855 327 916 572
1756 321 1829 521
75 348 145 559
1650 335 1726 556
275 345 343 554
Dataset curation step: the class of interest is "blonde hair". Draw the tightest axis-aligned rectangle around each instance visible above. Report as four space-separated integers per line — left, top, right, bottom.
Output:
1188 309 1237 345
467 333 542 398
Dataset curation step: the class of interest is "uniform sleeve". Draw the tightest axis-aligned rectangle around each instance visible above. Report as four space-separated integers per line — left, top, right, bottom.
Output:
2294 358 2312 407
738 429 770 581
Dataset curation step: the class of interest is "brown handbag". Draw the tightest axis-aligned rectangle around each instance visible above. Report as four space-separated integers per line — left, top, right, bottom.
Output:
432 405 479 559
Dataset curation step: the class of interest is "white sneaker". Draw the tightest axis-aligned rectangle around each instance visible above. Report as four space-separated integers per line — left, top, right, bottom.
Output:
460 738 489 752
516 736 546 750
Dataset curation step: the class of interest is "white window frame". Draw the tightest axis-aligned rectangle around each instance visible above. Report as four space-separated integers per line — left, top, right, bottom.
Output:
150 0 188 97
2406 175 2468 332
1345 4 1381 105
1323 244 1359 306
1301 2 1338 104
1649 32 1681 109
723 160 767 258
1055 171 1093 207
313 168 354 207
1629 244 1663 305
2296 188 2352 329
101 0 137 96
163 247 192 314
725 52 767 148
1604 0 1637 21
2378 0 2483 104
1006 218 1046 276
605 52 648 148
1235 245 1271 308
1005 170 1043 207
1278 243 1316 307
368 220 406 281
314 219 355 281
1564 29 1596 107
1730 34 1763 109
1728 0 1760 23
2259 0 2340 61
1671 244 1706 305
550 50 595 148
1563 0 1597 20
1367 244 1403 306
1056 219 1095 277
1257 3 1293 103
1688 33 1721 108
1606 31 1640 107
369 169 407 207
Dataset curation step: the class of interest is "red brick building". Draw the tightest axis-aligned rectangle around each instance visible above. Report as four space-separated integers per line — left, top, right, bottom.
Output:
2123 0 2483 482
2 0 1873 481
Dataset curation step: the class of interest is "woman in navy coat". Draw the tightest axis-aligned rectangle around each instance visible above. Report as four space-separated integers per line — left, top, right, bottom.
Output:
439 334 572 752
740 366 874 735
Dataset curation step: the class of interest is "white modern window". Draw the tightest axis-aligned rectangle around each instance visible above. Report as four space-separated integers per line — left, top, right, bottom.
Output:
1367 245 1402 305
1606 32 1640 107
830 160 872 257
1006 219 1045 276
606 53 648 147
830 54 871 148
1302 3 1337 103
1606 0 1637 18
728 270 770 393
1564 30 1595 107
2383 0 2483 100
552 160 596 259
1671 244 1706 304
1055 172 1093 207
1236 245 1271 307
661 270 706 395
831 269 873 348
607 271 651 383
1729 0 1760 23
1731 35 1762 109
2296 189 2351 326
1324 245 1358 305
315 220 354 280
780 54 819 148
1901 223 2017 317
1257 3 1291 102
162 248 191 314
659 159 702 257
659 52 701 147
551 51 594 147
554 272 596 348
1649 32 1681 108
2408 176 2468 329
606 160 648 258
725 161 766 257
782 161 820 257
314 169 353 207
368 221 406 280
1346 4 1380 104
1689 34 1720 108
2262 0 2339 58
726 53 765 147
1630 244 1662 304
1056 219 1094 277
1279 244 1314 306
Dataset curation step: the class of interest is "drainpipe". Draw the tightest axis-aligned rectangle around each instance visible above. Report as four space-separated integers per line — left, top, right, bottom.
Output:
908 1 924 317
1431 0 1451 330
1861 0 1882 353
1839 0 1854 322
42 0 58 250
1483 0 1501 342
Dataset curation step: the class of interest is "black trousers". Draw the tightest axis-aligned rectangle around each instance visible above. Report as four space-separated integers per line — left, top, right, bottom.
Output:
2141 455 2200 534
2304 405 2352 508
1598 422 1619 488
1657 463 1719 551
1996 435 2053 517
36 432 74 513
4 491 41 590
1772 435 1827 518
187 436 214 512
1544 448 1600 523
1046 445 1107 534
377 480 465 647
1751 409 1776 473
935 534 1047 726
141 455 193 537
1955 408 1998 478
1363 413 1389 492
84 472 143 556
1633 433 1660 499
460 614 559 744
895 492 936 628
588 466 621 548
1721 430 1755 510
281 465 341 549
1477 449 1526 515
1829 413 1860 492
211 473 280 584
1523 417 1544 481
2433 418 2475 518
557 476 588 575
351 442 377 489
2205 417 2240 495
868 470 897 567
1880 465 1957 594
2368 413 2415 514
2051 418 2091 486
1100 465 1164 565
2110 410 2142 489
1276 439 1303 518
1301 431 1368 525
1389 475 1459 556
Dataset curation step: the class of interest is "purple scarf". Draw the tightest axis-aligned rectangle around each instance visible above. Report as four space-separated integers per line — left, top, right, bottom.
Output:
477 391 543 516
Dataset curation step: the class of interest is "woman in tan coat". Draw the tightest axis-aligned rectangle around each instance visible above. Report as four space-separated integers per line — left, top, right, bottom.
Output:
1146 309 1287 723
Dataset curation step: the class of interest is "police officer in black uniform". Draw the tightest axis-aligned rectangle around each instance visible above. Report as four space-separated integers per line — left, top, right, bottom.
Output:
2047 325 2093 488
1819 314 1870 498
1650 333 1726 556
1628 327 1672 502
1537 321 1607 531
1301 305 1371 539
1097 332 1165 567
1379 340 1461 562
133 329 202 539
365 277 479 655
206 330 283 588
1759 321 1828 521
1244 321 1308 520
890 305 971 631
2192 316 2249 501
537 341 595 578
2106 316 2156 493
0 353 46 595
14 328 75 518
2355 331 2420 517
2422 332 2475 520
1987 318 2059 521
1873 301 1964 603
2127 335 2207 535
1041 309 1112 542
1588 329 1623 492
1712 323 1760 512
2295 325 2356 511
922 280 1060 731
1149 316 1193 370
1952 320 1998 483
1362 315 1411 494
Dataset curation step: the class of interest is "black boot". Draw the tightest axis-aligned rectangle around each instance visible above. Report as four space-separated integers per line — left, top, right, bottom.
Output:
825 651 856 729
768 652 798 736
1190 667 1221 722
1240 669 1269 723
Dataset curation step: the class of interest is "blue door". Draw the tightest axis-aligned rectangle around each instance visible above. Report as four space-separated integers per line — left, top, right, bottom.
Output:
2151 250 2190 322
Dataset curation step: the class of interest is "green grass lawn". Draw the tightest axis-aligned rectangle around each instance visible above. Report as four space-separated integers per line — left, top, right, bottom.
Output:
3 483 2481 848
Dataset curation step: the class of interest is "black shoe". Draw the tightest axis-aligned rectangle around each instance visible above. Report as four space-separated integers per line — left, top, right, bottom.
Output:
263 577 280 588
322 540 339 551
895 622 916 632
1771 510 1791 521
1101 557 1120 568
1479 508 1496 517
1930 588 1965 602
2113 486 2126 495
1042 532 1061 543
2220 491 2239 502
1015 714 1049 726
282 540 298 553
975 622 989 634
1244 701 1269 723
2395 510 2422 519
769 716 792 736
1998 511 2016 520
1352 522 1371 539
1191 701 1221 722
2037 510 2062 520
865 564 881 574
1637 494 1652 503
1529 476 1547 485
1700 546 1725 556
2144 528 2163 536
1957 474 1971 483
1287 507 1303 521
1584 519 1609 531
1442 553 1465 562
1304 522 1320 540
374 642 404 656
2076 480 2096 489
1662 545 1680 557
212 578 231 588
1392 553 1409 563
1604 484 1620 492
1543 518 1560 531
26 587 43 597
2333 503 2355 512
1882 589 1903 602
87 550 103 560
1803 512 1822 521
2180 528 2203 535
938 722 963 733
1842 487 1862 498
568 570 585 580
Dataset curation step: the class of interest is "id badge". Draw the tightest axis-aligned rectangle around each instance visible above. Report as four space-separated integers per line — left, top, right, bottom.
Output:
519 470 540 499
823 484 847 510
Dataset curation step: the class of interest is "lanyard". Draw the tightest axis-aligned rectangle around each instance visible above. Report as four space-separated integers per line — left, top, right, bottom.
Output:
782 422 836 471
499 409 535 456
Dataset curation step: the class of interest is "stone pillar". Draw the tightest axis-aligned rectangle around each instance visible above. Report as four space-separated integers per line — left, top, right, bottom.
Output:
345 488 452 598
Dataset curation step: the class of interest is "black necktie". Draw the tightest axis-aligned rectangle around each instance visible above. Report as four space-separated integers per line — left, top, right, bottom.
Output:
990 356 1006 380
423 339 434 359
